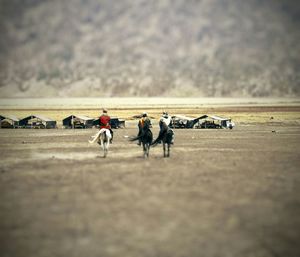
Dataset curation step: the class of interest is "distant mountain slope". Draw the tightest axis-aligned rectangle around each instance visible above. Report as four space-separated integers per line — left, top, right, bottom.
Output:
0 0 299 97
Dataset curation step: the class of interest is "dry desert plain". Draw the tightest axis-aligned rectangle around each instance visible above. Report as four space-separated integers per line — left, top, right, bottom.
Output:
0 98 300 257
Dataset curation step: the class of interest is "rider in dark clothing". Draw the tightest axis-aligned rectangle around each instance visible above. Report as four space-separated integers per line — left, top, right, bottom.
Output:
151 112 171 146
137 112 152 146
99 109 113 143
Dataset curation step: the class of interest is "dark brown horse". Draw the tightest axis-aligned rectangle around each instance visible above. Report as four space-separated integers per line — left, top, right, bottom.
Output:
130 120 153 158
151 121 174 157
141 127 153 158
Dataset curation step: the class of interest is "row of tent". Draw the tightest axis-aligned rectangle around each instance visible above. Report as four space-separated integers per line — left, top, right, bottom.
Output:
0 114 234 129
0 115 125 129
170 114 235 129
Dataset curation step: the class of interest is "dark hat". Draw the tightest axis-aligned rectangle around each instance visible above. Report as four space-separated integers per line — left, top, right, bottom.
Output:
102 108 108 113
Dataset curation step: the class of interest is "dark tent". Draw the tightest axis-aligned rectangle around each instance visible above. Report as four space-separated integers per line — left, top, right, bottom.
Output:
0 115 20 128
196 115 233 129
19 115 57 129
62 115 94 129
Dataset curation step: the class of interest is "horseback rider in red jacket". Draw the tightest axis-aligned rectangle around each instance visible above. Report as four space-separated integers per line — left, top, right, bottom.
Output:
99 109 113 143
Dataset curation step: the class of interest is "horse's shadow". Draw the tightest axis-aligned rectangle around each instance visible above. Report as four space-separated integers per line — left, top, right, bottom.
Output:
96 155 107 159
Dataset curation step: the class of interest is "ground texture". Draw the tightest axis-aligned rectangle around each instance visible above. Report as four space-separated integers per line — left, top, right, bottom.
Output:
0 121 300 257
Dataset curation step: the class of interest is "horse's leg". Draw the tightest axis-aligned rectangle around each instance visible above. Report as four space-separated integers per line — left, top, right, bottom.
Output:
105 139 108 157
103 140 109 158
104 142 108 158
100 138 105 157
100 133 106 158
143 142 147 158
163 142 166 157
146 143 150 157
106 138 110 150
104 133 110 158
167 143 170 157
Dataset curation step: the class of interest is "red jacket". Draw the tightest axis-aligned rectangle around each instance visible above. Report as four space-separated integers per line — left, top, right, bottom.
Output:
99 115 111 129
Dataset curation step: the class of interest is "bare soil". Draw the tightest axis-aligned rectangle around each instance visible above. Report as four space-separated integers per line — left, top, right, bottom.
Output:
0 122 300 257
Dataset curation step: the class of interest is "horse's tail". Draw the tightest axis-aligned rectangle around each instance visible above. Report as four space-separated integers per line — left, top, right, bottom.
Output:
129 136 138 142
129 135 142 142
89 130 102 144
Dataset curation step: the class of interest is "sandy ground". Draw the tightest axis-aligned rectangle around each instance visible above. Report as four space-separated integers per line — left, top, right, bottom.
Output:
0 121 300 257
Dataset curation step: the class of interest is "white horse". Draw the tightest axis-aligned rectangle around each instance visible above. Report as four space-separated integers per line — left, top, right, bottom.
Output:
89 128 112 158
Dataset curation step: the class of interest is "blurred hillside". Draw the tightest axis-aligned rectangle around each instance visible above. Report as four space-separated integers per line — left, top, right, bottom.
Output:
0 0 299 97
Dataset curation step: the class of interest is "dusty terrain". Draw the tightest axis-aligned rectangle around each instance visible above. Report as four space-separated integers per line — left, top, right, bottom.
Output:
0 119 300 257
